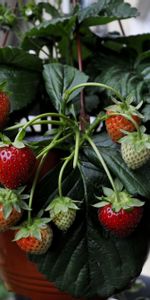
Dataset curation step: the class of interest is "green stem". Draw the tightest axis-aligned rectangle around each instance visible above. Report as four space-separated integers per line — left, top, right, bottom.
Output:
37 131 73 159
73 129 80 169
5 120 64 132
28 153 47 225
85 135 119 199
14 112 73 142
58 152 74 197
65 82 124 103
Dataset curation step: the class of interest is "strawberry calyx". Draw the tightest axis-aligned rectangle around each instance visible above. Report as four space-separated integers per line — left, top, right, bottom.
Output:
0 133 25 149
93 179 144 213
0 81 9 94
105 96 143 118
119 126 150 153
13 217 51 241
0 187 29 219
45 196 79 220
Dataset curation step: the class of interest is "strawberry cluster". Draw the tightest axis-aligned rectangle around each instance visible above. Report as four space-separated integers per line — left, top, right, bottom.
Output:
0 86 78 255
93 96 149 238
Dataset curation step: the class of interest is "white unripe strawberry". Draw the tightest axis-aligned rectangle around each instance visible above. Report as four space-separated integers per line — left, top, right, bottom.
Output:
46 196 79 231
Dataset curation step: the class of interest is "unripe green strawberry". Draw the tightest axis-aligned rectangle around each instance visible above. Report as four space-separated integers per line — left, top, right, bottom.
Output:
121 143 150 170
14 218 53 255
119 126 150 169
52 209 76 231
46 196 79 231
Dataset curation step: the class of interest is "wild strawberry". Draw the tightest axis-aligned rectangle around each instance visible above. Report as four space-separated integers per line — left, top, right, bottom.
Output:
0 187 29 232
93 179 144 238
0 145 36 189
14 218 53 255
120 126 150 169
105 97 142 142
46 196 79 231
0 91 10 130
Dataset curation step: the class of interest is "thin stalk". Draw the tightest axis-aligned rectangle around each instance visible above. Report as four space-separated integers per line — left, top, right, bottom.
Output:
85 135 119 200
118 20 126 36
65 82 124 103
5 120 64 132
28 153 47 225
73 129 80 169
58 152 74 197
14 112 73 141
37 131 73 159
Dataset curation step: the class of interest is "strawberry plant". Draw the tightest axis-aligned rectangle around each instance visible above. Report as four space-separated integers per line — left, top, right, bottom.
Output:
0 0 150 299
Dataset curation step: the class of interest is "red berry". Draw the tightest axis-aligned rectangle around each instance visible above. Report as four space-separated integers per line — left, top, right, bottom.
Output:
16 225 53 255
98 204 143 238
105 111 141 142
0 145 36 189
0 92 10 129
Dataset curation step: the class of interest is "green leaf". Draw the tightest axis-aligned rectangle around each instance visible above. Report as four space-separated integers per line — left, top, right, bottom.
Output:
43 63 88 112
78 0 138 26
26 16 76 39
0 47 42 112
38 2 60 18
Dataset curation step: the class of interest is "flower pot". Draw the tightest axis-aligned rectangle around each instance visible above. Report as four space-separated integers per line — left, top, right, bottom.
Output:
0 231 78 300
0 231 102 300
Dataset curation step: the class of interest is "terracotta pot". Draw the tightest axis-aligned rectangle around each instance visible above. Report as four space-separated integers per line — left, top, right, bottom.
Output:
0 231 102 300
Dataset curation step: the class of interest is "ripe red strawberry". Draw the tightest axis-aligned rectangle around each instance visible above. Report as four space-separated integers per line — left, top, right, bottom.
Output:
106 112 140 142
98 204 143 238
93 179 144 238
0 145 36 189
14 218 53 255
46 196 79 231
0 187 29 232
105 97 142 142
0 91 10 129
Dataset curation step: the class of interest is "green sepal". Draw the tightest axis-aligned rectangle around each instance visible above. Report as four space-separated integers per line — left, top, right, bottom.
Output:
3 203 13 219
46 196 79 217
13 227 31 241
0 134 11 147
102 187 113 197
13 217 51 241
0 81 8 93
93 179 144 213
93 201 109 208
12 140 25 149
119 127 150 152
105 96 143 118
